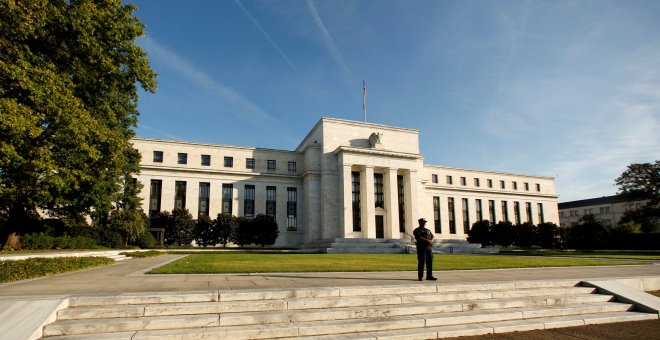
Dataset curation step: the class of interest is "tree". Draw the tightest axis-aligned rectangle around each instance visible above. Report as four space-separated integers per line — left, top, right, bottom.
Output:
253 214 279 247
513 222 537 248
467 220 493 247
565 214 608 249
107 208 148 247
492 221 514 247
0 0 157 240
615 161 659 233
193 214 215 247
537 222 561 248
232 217 254 247
215 213 236 247
165 209 195 246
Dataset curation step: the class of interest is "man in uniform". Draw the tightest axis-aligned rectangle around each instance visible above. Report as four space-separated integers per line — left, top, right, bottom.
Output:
413 218 437 281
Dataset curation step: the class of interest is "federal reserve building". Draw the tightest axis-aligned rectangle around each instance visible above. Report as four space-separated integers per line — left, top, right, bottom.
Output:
132 118 558 250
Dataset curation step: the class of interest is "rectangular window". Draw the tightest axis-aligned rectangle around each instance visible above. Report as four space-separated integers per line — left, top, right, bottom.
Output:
244 185 255 217
536 183 541 192
149 179 162 214
512 181 518 190
288 161 297 173
501 200 509 222
352 171 361 231
474 178 480 187
198 182 210 218
432 174 438 183
246 158 255 169
153 151 163 163
462 198 470 233
267 160 276 171
538 203 545 223
524 182 529 191
500 180 505 189
174 181 186 209
201 154 211 166
178 153 188 164
446 175 453 185
460 177 467 186
476 199 483 221
222 184 233 214
487 179 493 188
433 196 441 233
287 188 297 231
266 186 276 217
514 201 521 224
374 173 384 208
488 200 496 222
224 157 233 168
397 175 405 233
448 197 456 234
526 202 533 224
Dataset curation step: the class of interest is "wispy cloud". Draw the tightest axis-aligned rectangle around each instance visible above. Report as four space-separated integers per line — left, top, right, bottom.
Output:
137 123 183 141
139 35 295 140
234 0 298 72
305 0 354 90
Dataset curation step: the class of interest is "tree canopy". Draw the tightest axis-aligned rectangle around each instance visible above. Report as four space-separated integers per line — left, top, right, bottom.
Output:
0 0 156 236
615 160 659 233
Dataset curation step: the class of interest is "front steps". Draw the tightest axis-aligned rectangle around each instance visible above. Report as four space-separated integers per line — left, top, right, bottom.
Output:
41 280 658 339
321 238 497 254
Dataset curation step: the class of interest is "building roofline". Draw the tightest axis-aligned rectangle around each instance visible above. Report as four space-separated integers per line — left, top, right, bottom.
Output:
424 164 555 180
131 137 299 155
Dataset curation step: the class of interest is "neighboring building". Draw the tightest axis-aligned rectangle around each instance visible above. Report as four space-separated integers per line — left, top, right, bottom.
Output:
558 195 647 228
133 117 558 248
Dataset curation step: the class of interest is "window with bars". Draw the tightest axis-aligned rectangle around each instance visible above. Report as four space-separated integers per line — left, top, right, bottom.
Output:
267 160 276 171
224 157 233 168
432 174 438 183
174 181 186 209
149 180 162 214
244 185 255 217
514 201 521 224
446 175 453 185
352 171 361 231
374 173 384 208
222 184 233 214
198 182 210 218
201 155 211 166
266 186 276 217
397 175 405 233
526 202 533 224
288 161 296 173
474 178 480 187
448 197 456 234
488 200 496 222
462 198 470 233
287 188 297 231
460 177 467 186
501 200 509 222
487 179 493 188
538 203 545 223
433 196 441 233
476 199 483 221
246 158 255 169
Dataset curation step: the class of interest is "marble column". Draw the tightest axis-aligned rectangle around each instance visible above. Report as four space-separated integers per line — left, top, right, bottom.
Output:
340 164 353 237
404 170 419 236
384 168 399 239
361 166 375 238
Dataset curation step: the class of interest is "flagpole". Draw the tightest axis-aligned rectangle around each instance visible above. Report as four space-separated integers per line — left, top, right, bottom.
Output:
363 80 367 122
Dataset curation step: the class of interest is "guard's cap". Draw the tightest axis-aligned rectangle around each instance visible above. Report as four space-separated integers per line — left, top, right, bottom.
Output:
418 218 427 223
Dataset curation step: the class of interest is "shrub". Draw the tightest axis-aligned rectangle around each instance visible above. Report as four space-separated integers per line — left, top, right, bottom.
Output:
513 222 537 248
166 208 195 246
193 214 216 247
215 213 236 247
537 222 561 248
492 221 514 247
134 231 157 249
233 217 254 247
108 208 148 246
21 233 54 250
467 220 493 247
0 257 114 283
253 214 279 247
564 214 609 249
96 227 124 248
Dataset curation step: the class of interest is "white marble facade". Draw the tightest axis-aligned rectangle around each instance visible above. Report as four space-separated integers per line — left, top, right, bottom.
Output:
132 118 559 247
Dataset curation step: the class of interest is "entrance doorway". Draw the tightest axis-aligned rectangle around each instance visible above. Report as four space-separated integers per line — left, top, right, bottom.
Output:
375 215 384 238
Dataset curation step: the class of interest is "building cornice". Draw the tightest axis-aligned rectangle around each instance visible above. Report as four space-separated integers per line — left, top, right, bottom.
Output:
425 184 558 199
424 164 555 180
132 137 300 155
333 146 423 160
139 165 302 180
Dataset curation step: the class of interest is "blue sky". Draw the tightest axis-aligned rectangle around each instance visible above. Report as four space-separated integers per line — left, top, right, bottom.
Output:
131 0 659 202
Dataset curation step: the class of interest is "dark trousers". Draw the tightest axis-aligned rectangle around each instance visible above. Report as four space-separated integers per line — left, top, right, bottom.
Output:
417 246 433 279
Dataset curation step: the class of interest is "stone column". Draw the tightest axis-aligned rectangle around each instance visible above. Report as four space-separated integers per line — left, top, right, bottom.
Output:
404 170 419 236
340 164 353 237
384 168 399 239
361 166 375 238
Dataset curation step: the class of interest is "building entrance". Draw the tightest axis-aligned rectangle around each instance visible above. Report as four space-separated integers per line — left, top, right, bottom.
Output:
375 215 384 238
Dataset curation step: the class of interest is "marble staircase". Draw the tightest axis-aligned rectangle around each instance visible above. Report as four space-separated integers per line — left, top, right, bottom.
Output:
40 279 658 339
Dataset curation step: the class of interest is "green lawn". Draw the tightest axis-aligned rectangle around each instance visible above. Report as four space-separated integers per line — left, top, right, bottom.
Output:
148 253 645 274
499 250 660 260
649 291 660 298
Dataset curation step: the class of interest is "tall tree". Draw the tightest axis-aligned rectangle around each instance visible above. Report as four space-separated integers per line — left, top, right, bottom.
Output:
0 0 156 237
615 161 659 233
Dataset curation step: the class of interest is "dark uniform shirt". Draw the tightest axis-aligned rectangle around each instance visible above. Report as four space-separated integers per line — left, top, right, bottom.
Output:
413 227 434 247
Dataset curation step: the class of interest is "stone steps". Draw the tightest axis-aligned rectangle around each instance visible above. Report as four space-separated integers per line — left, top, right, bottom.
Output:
40 280 658 339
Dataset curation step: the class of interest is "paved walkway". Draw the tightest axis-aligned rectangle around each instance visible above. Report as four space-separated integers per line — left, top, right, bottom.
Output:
2 254 660 296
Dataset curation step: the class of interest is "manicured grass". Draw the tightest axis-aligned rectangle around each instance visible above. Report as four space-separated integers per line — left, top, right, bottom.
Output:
120 250 166 258
148 253 644 274
0 257 114 283
499 250 660 260
649 291 660 298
